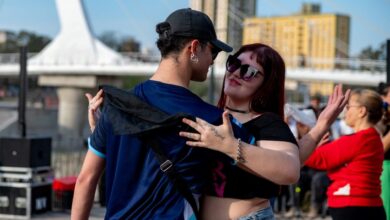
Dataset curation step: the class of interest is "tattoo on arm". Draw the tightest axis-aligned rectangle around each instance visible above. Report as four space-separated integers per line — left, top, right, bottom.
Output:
210 126 225 140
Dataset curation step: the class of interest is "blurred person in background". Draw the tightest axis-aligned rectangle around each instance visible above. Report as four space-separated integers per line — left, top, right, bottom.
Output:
306 93 323 119
377 82 390 220
305 89 386 220
284 105 330 219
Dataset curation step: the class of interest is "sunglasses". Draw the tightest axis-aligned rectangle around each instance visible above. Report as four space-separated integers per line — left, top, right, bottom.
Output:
226 55 263 81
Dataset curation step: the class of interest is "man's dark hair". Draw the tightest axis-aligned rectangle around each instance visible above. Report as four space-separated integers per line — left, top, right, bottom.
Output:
155 22 207 58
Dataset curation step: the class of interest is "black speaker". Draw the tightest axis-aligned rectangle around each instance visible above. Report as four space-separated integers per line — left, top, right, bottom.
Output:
0 182 52 218
0 137 51 168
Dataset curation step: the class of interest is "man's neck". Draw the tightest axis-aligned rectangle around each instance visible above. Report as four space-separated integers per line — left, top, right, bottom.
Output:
151 58 191 88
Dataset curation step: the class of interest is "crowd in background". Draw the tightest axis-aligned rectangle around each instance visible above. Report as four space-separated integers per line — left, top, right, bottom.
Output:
276 85 390 220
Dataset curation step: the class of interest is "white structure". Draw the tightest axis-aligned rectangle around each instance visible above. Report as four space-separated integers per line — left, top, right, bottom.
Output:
30 0 128 148
29 0 124 66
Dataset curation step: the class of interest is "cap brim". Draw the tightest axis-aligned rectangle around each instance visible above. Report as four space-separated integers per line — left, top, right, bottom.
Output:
211 39 233 53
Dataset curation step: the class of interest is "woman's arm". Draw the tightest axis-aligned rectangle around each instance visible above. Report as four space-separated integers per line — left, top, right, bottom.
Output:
238 139 300 184
382 130 390 153
180 111 300 185
299 84 350 164
305 135 356 170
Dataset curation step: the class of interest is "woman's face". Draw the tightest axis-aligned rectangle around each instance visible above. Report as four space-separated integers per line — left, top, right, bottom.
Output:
223 51 265 103
344 94 364 128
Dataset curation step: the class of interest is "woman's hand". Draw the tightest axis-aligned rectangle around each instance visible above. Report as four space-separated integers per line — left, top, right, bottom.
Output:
317 84 350 129
85 89 103 132
179 111 237 155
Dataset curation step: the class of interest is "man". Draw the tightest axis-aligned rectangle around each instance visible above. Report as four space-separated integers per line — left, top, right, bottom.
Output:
71 8 236 220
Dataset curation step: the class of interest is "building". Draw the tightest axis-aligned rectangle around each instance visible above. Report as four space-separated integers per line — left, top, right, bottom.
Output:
190 0 256 66
243 3 350 69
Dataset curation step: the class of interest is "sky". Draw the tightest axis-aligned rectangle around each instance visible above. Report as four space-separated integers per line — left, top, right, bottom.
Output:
0 0 389 56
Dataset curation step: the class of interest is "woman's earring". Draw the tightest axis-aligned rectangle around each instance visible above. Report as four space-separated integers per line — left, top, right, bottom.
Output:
190 53 199 63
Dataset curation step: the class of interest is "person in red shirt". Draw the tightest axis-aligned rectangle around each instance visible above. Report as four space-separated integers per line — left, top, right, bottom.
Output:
305 89 386 220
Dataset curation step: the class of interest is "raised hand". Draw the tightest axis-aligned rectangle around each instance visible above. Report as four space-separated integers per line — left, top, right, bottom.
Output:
299 84 351 163
85 89 104 132
179 111 236 154
317 84 350 129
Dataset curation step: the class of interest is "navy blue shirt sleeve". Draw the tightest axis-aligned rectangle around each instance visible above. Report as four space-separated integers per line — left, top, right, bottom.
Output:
89 110 108 158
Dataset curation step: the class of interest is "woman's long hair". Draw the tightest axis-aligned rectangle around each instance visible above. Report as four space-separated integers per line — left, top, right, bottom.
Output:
217 43 286 118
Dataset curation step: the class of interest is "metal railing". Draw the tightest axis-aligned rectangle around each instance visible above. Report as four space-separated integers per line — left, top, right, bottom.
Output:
0 52 386 72
0 52 161 65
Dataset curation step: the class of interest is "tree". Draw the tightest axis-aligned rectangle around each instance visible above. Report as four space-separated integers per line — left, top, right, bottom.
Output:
0 30 51 53
19 31 51 52
118 37 140 52
357 41 386 71
358 42 386 60
98 31 120 51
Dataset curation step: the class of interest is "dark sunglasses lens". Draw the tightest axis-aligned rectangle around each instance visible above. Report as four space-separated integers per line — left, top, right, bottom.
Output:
240 65 251 80
226 56 241 73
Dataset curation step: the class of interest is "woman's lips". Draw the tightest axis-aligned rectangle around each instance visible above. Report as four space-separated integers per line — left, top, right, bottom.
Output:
228 78 241 86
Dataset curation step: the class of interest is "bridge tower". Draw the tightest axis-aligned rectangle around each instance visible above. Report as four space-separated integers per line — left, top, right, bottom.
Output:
29 0 125 148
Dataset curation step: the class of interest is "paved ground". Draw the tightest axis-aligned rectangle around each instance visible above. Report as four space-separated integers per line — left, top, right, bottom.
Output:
1 206 333 220
1 203 106 220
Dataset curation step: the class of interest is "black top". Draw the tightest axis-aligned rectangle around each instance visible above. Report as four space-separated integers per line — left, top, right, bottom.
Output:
206 112 298 199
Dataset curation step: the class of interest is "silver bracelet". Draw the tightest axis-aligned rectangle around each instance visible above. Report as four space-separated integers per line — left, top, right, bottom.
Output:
233 138 245 165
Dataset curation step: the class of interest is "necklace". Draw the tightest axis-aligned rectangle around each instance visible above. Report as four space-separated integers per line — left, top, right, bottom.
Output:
225 106 249 114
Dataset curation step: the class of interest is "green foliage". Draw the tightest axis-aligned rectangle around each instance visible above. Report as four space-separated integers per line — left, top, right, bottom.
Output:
98 31 140 52
0 30 51 53
358 41 386 60
189 81 209 100
121 76 209 101
122 76 149 89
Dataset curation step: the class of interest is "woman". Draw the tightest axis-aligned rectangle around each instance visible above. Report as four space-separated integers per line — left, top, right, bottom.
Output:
178 43 349 219
304 89 386 220
377 82 390 220
180 44 300 219
87 43 349 219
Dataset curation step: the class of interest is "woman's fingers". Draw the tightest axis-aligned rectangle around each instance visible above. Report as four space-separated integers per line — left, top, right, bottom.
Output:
96 89 103 97
86 89 104 112
85 93 93 102
222 111 233 131
185 141 206 147
179 131 201 141
182 118 204 133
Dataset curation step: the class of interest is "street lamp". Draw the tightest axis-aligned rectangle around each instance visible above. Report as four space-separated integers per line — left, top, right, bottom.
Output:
18 36 29 137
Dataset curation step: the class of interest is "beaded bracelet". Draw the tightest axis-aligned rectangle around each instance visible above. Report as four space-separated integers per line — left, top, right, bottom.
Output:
232 138 246 165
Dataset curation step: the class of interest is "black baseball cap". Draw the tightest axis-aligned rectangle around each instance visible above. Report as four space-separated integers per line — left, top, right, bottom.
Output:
164 8 233 53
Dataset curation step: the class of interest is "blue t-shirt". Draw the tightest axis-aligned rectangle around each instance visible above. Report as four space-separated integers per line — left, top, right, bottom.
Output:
90 80 224 219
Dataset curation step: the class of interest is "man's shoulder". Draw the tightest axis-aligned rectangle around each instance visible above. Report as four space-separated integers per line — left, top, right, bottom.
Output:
135 80 222 121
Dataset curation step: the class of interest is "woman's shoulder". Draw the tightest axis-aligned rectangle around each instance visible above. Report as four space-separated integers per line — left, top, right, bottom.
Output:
245 112 290 134
247 112 284 126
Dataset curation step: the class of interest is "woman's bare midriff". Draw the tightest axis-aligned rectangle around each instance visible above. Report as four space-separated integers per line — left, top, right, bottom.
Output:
200 195 270 220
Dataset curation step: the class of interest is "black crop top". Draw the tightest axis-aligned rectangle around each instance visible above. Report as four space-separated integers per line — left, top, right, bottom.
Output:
206 112 298 199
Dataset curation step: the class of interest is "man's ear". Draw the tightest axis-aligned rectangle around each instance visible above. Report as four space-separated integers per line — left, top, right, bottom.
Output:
189 39 200 54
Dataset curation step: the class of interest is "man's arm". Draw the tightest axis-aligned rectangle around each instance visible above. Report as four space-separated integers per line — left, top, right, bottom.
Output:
71 150 105 220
